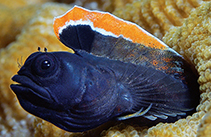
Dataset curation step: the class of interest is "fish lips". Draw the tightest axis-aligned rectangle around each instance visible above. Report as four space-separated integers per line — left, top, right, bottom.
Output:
10 75 52 101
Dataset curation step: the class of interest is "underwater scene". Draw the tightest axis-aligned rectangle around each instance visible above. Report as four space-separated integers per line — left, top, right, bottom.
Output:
0 0 211 136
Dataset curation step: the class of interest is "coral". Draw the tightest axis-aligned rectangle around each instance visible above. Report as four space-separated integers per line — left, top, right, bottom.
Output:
33 118 84 137
0 0 51 9
0 5 39 49
101 123 148 137
112 0 207 39
105 1 211 136
197 110 211 137
1 0 211 137
161 1 211 136
98 1 211 137
0 2 72 137
58 0 134 12
0 0 106 49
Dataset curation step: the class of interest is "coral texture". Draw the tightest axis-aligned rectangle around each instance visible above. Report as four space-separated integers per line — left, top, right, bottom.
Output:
197 110 211 137
1 0 211 137
0 0 51 9
0 5 39 48
112 0 206 39
0 3 72 137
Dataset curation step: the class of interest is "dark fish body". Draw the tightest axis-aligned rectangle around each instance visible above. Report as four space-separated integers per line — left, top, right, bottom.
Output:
10 6 199 132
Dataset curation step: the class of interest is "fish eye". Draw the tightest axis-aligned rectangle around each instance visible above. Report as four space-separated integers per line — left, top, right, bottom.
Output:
32 54 58 77
41 60 51 70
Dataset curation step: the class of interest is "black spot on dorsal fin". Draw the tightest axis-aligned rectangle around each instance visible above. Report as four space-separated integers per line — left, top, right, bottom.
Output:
59 25 95 53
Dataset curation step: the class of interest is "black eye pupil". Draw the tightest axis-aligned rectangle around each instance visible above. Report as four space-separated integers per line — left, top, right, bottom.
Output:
41 60 51 69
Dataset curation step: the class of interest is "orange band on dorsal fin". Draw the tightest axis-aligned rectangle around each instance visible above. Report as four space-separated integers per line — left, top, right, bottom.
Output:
53 6 168 50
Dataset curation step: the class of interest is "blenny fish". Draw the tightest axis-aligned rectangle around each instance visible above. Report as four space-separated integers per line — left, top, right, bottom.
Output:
10 6 199 132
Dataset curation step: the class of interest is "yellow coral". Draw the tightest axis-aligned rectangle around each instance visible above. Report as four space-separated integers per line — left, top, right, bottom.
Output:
0 5 39 49
0 0 51 9
101 123 148 137
112 0 207 39
105 1 211 136
0 0 52 49
1 0 211 137
0 2 72 136
197 110 211 136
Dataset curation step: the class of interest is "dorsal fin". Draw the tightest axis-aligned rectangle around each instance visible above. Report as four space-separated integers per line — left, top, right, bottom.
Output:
53 6 178 53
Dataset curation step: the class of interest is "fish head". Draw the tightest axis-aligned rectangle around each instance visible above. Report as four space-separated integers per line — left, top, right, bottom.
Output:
10 51 118 132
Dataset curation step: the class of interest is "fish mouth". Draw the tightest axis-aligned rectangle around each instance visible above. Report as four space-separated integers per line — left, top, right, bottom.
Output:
10 75 51 101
